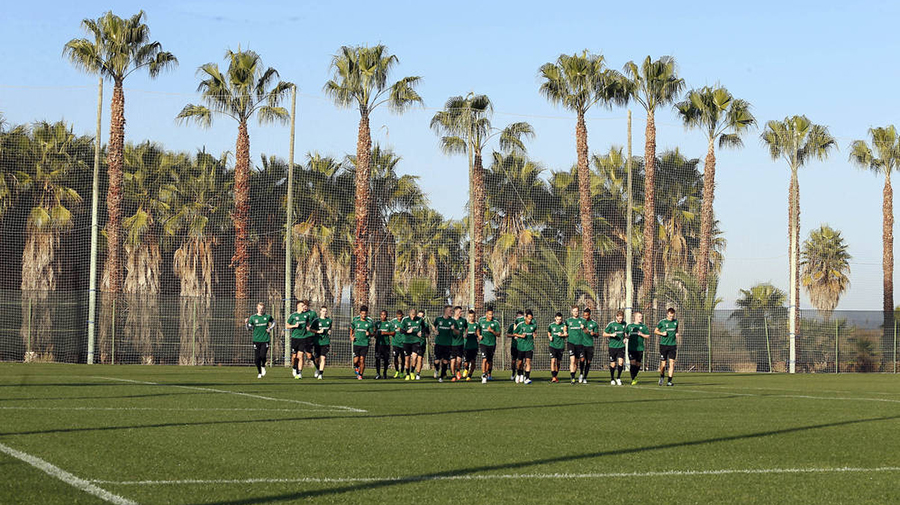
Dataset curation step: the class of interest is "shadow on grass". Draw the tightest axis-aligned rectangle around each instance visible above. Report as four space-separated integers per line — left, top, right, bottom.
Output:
198 413 900 505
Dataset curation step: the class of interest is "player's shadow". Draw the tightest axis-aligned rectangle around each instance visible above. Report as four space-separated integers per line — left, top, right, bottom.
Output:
198 413 900 505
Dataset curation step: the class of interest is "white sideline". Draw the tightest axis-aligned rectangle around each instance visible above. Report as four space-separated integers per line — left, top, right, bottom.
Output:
0 406 337 413
90 466 900 485
632 385 900 404
90 376 367 413
0 441 137 505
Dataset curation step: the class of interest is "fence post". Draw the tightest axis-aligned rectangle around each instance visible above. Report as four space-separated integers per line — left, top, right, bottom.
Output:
111 298 116 365
835 319 839 374
192 300 197 366
894 320 897 374
707 315 712 373
27 297 33 358
764 316 772 373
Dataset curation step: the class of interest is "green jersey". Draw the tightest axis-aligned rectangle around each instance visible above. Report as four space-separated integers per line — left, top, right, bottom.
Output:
508 316 524 349
478 318 501 346
375 320 394 346
657 318 679 347
248 314 273 343
548 322 567 349
584 319 600 346
452 317 467 346
604 321 627 349
514 321 537 352
351 316 375 346
287 310 315 339
401 317 424 345
626 323 650 352
464 321 479 349
310 317 332 345
565 317 586 346
433 316 456 346
389 318 404 347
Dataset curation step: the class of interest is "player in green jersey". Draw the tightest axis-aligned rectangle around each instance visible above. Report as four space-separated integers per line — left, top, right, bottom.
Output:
655 307 680 386
350 305 375 380
463 309 479 381
547 312 567 383
450 306 466 381
625 310 651 385
433 305 456 382
477 306 501 383
286 300 316 379
565 306 586 384
401 308 423 380
603 310 627 386
512 310 537 384
391 310 405 378
244 302 274 378
582 308 600 383
417 310 430 379
507 310 524 381
310 306 333 379
374 310 394 379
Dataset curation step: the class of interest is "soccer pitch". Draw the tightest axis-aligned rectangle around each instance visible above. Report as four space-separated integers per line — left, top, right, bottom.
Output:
0 364 898 505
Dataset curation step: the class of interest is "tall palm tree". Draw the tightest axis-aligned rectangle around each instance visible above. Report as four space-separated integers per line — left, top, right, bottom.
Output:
323 44 422 309
177 48 292 304
64 10 177 295
430 93 532 311
17 121 89 361
675 86 755 292
539 51 627 308
800 225 851 320
622 56 684 307
761 115 835 372
849 125 899 363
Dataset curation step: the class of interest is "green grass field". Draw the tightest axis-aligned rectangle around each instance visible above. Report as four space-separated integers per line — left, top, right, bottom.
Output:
0 363 898 505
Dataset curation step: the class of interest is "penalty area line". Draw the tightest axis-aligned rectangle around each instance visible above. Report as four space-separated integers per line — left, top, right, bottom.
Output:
91 466 900 485
0 441 137 505
89 376 367 413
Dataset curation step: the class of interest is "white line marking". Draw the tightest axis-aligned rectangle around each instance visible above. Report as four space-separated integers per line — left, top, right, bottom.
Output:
90 466 900 485
0 406 338 413
632 385 900 404
90 376 366 413
0 441 137 504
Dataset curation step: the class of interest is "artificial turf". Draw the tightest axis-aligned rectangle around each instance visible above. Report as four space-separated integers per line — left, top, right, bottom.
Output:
0 363 898 505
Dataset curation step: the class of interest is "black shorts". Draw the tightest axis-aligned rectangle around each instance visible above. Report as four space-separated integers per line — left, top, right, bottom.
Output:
479 344 496 363
434 344 451 361
374 343 391 358
608 347 626 361
253 342 269 361
549 347 564 360
353 345 369 358
582 345 595 361
392 346 404 358
403 342 422 356
659 345 677 361
314 344 330 357
517 350 534 360
300 338 315 354
567 343 584 358
290 338 303 353
450 345 465 359
464 347 478 362
510 346 519 361
628 350 643 362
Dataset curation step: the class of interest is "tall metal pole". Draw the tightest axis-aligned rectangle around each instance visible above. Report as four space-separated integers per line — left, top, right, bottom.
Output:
467 121 475 309
87 76 102 365
625 110 634 323
284 85 297 367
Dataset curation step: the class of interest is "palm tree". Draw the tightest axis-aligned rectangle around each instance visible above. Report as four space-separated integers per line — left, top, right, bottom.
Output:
849 125 899 364
539 51 627 308
177 48 291 305
761 115 835 372
675 86 755 293
166 150 232 365
323 45 423 309
17 121 90 361
430 93 532 311
497 243 596 313
731 283 788 372
622 56 684 307
800 225 851 320
390 207 463 301
64 10 177 295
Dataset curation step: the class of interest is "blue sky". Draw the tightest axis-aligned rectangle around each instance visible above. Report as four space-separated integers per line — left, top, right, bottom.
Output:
1 0 897 309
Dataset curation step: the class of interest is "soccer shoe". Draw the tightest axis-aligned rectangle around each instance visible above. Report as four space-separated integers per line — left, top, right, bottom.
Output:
487 375 493 381
405 374 411 381
261 368 266 377
257 373 262 379
438 377 443 383
354 367 360 375
415 374 421 380
667 381 673 387
294 373 301 380
374 375 381 380
659 377 665 386
552 377 559 383
434 371 439 379
314 370 320 379
455 372 462 380
631 379 638 386
481 376 488 384
465 377 471 382
524 378 532 385
317 374 323 380
462 369 469 378
616 379 623 386
393 371 400 379
510 373 516 381
357 375 363 380
292 369 298 378
571 378 577 385
611 380 616 386
451 377 458 383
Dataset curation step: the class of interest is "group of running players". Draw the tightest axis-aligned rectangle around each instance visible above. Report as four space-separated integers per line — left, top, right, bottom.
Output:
246 300 681 386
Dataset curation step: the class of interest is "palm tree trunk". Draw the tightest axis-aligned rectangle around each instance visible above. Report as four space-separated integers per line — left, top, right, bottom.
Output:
123 227 162 364
640 109 657 307
883 171 894 368
354 111 372 309
697 138 716 293
105 78 125 295
473 151 486 313
575 112 596 310
21 231 57 362
788 167 800 373
233 121 251 363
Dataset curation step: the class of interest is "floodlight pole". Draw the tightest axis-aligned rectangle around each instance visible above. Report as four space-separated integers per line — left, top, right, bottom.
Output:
625 110 634 324
284 85 296 367
87 76 102 365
